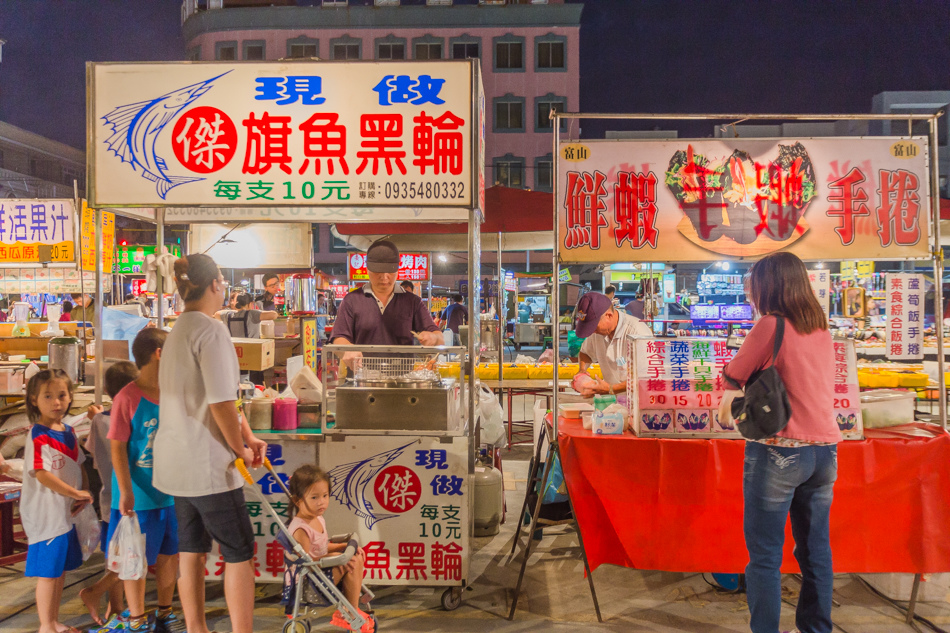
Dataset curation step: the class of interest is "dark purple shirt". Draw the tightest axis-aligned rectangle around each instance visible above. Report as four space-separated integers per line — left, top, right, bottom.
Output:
331 286 438 345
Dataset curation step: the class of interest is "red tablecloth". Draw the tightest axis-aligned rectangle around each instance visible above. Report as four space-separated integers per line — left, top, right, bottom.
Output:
558 419 950 574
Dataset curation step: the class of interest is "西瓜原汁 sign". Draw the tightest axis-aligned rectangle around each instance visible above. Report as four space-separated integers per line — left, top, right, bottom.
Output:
348 251 429 282
90 61 480 221
557 138 931 262
0 200 75 264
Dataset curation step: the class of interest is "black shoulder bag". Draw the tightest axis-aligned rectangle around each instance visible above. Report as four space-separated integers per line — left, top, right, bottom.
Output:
723 316 792 440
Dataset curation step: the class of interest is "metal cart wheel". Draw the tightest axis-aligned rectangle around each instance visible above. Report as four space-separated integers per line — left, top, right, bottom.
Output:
282 618 310 633
441 586 463 611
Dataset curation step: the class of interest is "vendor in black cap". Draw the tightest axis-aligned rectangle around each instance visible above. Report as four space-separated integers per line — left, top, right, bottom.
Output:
330 240 443 359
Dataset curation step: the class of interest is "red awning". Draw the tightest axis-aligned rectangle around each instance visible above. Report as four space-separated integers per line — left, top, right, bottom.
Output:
334 185 553 236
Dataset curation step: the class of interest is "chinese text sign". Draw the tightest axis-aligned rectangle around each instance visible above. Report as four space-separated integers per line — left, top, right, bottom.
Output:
559 138 930 262
885 273 924 360
92 62 477 218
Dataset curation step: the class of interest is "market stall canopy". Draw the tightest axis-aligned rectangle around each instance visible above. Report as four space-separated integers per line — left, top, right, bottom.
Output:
333 186 553 252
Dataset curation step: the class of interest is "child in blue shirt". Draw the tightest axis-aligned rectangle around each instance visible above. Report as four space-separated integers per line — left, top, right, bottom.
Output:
107 328 185 633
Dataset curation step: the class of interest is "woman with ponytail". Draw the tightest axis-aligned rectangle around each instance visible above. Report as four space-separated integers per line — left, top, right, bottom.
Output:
152 253 267 633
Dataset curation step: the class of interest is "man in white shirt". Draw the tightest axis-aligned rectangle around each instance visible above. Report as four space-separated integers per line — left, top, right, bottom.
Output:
574 292 653 398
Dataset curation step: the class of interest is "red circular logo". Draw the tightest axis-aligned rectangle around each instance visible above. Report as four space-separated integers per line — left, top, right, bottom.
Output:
373 465 421 514
171 106 237 174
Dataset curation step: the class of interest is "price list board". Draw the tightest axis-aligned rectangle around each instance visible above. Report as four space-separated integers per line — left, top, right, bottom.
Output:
626 337 740 438
626 336 863 440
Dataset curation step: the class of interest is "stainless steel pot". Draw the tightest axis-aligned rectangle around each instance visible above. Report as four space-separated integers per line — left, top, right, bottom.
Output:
48 336 82 384
284 273 317 315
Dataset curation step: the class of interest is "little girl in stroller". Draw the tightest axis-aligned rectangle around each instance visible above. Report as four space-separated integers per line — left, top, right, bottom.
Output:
286 465 375 633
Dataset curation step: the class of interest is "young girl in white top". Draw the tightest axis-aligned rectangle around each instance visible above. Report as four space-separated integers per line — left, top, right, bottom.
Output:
22 369 94 633
287 465 373 633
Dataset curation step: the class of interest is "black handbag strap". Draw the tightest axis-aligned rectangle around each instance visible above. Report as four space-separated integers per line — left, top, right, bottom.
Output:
722 316 784 389
769 316 785 366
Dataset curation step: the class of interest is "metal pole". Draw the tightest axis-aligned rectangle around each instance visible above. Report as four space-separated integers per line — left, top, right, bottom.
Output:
497 232 504 405
156 210 165 327
929 115 947 430
468 206 481 476
94 205 104 406
552 115 560 438
72 182 87 381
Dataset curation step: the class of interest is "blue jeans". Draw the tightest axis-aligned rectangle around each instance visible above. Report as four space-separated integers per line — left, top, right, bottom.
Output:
743 441 838 633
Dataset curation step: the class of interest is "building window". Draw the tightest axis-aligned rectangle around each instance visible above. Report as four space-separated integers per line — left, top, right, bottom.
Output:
419 43 441 59
452 42 478 59
494 155 525 188
243 40 265 61
493 95 525 133
287 36 319 59
450 35 480 60
535 35 566 71
322 0 347 6
493 35 524 72
215 41 237 61
375 0 399 5
0 149 4 170
186 45 201 61
535 154 553 192
427 0 452 5
376 36 406 60
331 35 361 60
535 94 567 132
412 35 444 60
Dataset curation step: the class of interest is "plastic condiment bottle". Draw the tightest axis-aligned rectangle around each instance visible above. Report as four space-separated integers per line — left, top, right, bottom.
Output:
593 394 617 411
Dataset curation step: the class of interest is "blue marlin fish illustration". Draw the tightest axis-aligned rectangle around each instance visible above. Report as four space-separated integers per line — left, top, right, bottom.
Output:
100 72 229 199
327 441 416 530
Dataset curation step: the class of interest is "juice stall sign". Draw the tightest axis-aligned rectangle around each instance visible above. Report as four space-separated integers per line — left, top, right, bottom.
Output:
0 199 75 264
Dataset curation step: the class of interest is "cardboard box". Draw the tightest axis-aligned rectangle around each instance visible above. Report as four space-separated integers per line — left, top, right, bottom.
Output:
233 338 275 371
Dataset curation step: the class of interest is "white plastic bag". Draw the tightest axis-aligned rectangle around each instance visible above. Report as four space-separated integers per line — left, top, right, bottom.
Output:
107 514 147 580
73 504 101 561
288 364 324 404
476 385 506 448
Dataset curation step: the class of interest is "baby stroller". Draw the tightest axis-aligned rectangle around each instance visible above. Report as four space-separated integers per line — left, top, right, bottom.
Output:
236 458 376 633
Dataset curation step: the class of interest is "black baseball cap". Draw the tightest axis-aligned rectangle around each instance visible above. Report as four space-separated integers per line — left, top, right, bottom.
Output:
366 239 400 274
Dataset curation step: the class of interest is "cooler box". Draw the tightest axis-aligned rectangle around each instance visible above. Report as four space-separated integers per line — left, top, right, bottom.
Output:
232 338 275 371
860 389 915 428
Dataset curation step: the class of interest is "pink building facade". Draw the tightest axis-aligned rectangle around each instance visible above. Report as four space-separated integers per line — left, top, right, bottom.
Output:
182 1 582 193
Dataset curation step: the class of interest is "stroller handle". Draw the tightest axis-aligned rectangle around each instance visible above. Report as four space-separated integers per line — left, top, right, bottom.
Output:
234 457 273 485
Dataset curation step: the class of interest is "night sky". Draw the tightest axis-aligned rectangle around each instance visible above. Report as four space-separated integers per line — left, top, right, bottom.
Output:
0 0 947 150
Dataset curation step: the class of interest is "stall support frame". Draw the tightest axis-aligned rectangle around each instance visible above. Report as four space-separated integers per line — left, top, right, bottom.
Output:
509 111 948 623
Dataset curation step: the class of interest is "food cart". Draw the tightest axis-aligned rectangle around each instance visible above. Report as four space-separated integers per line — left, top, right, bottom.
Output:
87 58 486 608
508 110 949 621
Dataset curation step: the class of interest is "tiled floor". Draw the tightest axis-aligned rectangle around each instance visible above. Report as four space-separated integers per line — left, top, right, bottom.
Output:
2 445 948 632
